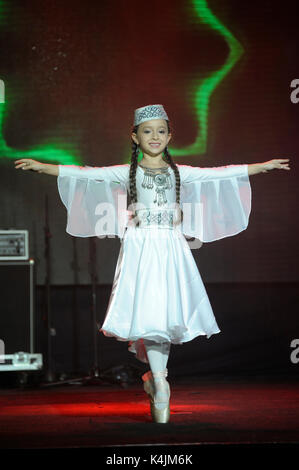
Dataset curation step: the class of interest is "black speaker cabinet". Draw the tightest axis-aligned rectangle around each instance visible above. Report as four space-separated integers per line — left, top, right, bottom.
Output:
0 259 36 354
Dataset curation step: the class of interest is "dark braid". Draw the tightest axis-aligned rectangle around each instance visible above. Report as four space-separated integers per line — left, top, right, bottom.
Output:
129 125 141 227
129 121 183 227
163 121 183 226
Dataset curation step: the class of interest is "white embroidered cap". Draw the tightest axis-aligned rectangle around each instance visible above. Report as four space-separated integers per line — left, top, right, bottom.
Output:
134 104 169 126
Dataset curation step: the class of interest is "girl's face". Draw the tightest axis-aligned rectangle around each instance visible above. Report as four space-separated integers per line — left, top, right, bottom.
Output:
132 119 172 158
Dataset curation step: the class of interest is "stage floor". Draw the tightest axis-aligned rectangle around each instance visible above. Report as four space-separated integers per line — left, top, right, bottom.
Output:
0 376 299 449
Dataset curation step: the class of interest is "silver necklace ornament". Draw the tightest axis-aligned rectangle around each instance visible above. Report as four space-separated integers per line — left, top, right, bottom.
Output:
138 164 173 206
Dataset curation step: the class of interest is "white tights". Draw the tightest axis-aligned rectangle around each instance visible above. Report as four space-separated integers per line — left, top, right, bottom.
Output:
143 340 171 408
143 339 171 373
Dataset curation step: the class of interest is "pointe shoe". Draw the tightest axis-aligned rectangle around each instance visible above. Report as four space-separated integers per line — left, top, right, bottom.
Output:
151 369 170 424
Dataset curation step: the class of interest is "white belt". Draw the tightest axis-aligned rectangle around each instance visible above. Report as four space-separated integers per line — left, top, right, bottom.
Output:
136 208 175 229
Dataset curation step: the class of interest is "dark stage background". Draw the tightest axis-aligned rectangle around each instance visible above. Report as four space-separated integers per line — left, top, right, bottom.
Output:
0 0 298 381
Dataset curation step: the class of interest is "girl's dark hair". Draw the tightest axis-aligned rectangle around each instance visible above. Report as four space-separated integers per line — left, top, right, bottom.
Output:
129 120 183 227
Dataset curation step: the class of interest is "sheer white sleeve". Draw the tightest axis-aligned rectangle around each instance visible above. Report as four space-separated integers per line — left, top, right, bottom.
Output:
178 164 251 242
57 164 130 239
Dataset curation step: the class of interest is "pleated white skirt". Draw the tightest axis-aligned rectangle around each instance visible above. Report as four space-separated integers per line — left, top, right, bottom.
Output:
99 225 220 363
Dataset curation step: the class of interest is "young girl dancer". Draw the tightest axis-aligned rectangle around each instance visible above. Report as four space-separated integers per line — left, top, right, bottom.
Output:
14 104 290 423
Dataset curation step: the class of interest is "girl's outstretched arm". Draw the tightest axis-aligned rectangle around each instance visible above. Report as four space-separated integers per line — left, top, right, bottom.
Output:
14 158 129 184
14 159 58 176
248 158 290 176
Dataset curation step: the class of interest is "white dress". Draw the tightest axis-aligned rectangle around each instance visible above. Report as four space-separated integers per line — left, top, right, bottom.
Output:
57 162 251 363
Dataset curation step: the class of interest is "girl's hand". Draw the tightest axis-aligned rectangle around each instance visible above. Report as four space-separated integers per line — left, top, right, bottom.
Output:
261 159 291 173
14 159 44 173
